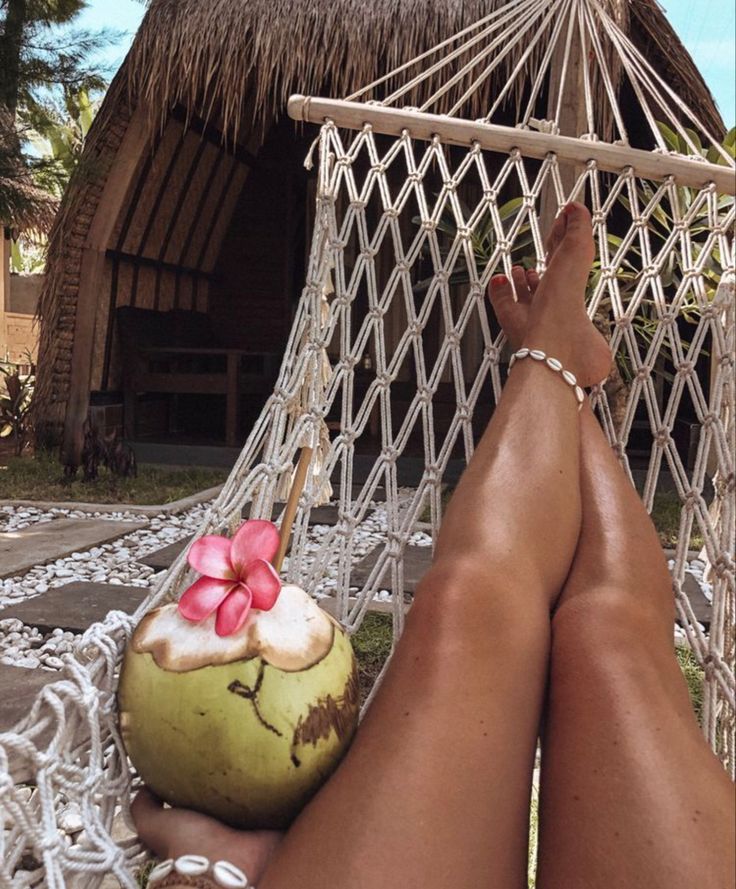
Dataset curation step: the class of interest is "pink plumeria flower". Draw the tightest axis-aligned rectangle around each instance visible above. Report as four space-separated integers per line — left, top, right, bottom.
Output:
178 520 282 637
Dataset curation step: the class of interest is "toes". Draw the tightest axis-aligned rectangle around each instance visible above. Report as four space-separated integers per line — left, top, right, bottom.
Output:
559 202 595 261
130 788 168 856
525 269 540 295
487 272 526 347
545 211 567 258
488 273 514 305
510 265 530 303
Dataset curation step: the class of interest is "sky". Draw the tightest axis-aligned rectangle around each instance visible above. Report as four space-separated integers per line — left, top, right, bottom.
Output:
75 0 735 129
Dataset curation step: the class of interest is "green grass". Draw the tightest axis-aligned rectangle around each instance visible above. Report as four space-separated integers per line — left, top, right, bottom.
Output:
651 491 704 550
0 451 228 505
351 612 394 704
676 645 705 723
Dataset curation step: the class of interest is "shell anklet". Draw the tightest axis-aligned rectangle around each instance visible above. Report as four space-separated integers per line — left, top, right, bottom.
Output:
508 347 586 410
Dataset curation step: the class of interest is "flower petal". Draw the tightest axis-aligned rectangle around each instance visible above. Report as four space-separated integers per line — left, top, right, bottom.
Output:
230 520 280 575
187 535 235 580
244 559 282 611
215 585 253 636
178 576 235 622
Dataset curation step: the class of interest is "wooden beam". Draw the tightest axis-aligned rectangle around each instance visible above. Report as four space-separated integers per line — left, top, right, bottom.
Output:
286 96 734 195
539 11 587 239
171 105 257 168
104 249 216 282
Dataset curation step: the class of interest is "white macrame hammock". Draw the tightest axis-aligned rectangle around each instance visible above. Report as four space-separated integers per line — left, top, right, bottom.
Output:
1 0 734 885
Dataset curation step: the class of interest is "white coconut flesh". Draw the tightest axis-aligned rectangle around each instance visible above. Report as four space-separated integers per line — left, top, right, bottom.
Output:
132 583 335 672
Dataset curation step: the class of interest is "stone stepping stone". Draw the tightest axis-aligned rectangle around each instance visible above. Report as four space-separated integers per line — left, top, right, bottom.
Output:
139 536 193 571
350 485 386 503
351 544 433 593
0 518 146 580
0 664 90 784
0 663 57 733
319 595 409 619
307 504 340 525
679 573 712 627
0 581 149 635
241 502 285 520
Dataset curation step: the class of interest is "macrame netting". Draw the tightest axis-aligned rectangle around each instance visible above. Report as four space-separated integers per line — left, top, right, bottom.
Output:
1 0 734 885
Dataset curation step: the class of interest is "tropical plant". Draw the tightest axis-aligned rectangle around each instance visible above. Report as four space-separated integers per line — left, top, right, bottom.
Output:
412 125 735 431
0 0 111 231
0 353 35 455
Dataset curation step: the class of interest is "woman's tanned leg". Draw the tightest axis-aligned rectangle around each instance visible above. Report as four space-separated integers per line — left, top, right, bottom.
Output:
535 403 735 889
259 205 609 889
489 225 734 889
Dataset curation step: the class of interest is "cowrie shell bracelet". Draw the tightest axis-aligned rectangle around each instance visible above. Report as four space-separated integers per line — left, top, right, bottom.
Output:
508 347 586 410
147 854 251 888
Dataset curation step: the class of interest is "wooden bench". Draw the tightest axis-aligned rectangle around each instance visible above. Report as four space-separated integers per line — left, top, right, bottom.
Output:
117 307 280 446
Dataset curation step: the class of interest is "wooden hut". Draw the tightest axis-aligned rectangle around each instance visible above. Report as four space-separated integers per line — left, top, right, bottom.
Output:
32 0 725 468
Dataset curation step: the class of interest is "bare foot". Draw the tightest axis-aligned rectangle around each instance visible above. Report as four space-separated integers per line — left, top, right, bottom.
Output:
131 788 283 884
488 202 610 389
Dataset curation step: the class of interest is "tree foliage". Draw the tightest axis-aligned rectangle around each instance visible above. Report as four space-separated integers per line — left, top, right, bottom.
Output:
0 0 111 231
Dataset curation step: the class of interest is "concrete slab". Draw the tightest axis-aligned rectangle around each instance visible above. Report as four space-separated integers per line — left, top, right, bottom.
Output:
679 573 712 627
307 504 340 525
319 595 410 619
138 537 193 571
241 502 285 520
0 519 146 580
0 582 149 634
0 664 56 732
351 544 433 593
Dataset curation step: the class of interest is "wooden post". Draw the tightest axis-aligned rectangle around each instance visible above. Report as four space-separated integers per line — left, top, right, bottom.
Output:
0 230 10 361
225 350 240 447
61 108 152 469
538 11 588 240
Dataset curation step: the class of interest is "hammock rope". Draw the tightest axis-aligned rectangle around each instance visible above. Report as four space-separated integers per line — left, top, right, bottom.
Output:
1 1 734 885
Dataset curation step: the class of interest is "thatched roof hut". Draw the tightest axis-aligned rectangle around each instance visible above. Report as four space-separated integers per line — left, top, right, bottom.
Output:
33 0 725 465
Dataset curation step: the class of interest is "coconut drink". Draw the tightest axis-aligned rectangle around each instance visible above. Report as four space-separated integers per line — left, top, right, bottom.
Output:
118 518 359 830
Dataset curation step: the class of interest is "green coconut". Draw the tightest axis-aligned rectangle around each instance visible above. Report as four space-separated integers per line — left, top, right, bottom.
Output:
118 583 359 829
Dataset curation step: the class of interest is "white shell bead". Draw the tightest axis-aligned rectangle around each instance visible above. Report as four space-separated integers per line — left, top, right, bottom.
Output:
529 349 545 360
575 386 585 404
213 860 249 888
175 854 210 876
516 348 530 358
148 860 174 883
546 357 563 371
562 369 578 386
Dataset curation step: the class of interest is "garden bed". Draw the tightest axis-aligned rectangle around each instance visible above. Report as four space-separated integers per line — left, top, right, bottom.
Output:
0 451 228 506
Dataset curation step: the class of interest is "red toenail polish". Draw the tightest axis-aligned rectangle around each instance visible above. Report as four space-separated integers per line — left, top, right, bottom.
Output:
491 274 508 285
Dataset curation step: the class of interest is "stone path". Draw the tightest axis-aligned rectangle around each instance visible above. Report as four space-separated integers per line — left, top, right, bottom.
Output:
2 582 149 635
0 663 56 732
139 537 193 571
352 544 432 592
0 518 145 579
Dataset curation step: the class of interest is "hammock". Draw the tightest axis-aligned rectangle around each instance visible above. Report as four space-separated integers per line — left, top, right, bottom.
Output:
1 0 734 885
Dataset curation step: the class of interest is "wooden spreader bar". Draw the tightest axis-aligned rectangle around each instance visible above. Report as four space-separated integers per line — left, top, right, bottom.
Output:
287 95 735 195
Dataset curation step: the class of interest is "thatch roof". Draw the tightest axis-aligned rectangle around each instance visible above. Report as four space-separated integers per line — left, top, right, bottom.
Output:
126 0 725 142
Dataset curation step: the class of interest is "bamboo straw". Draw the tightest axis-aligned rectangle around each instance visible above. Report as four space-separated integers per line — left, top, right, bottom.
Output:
274 447 314 573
